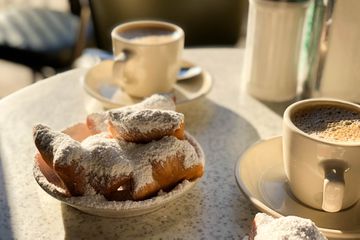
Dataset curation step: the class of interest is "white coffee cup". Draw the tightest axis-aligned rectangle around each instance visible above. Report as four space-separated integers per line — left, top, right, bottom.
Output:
283 98 360 212
111 20 184 98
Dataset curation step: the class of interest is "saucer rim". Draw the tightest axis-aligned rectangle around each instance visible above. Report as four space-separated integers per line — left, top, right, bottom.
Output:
177 59 203 81
81 59 213 109
235 136 360 238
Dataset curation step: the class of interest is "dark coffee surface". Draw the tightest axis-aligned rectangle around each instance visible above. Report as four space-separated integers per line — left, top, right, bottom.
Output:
292 105 360 142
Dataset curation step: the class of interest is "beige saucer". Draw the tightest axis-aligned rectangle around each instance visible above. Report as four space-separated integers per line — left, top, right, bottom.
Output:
82 60 212 109
235 136 360 239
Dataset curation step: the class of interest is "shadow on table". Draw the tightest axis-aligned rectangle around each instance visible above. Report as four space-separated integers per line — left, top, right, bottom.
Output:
258 97 299 117
0 139 14 239
180 98 260 236
61 98 260 239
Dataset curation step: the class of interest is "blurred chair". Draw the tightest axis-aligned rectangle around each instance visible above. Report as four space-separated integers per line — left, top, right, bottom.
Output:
88 0 242 52
0 0 91 77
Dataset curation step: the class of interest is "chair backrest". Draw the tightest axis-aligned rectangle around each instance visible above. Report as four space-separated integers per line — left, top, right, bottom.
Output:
89 0 242 51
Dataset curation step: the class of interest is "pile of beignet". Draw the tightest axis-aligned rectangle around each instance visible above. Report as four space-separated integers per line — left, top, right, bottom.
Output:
33 94 204 201
249 213 327 240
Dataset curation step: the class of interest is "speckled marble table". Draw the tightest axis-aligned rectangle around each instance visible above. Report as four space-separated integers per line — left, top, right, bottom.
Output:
0 48 286 240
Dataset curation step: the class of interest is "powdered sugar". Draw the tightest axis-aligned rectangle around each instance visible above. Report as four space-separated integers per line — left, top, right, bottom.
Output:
34 131 205 214
132 163 154 192
109 109 184 136
34 124 203 198
34 126 134 195
128 136 201 191
34 149 203 216
33 124 83 168
253 213 327 240
33 93 205 216
86 94 175 134
33 164 69 196
80 134 133 191
86 112 108 133
134 94 176 111
80 134 200 193
34 163 193 209
134 136 199 169
66 180 193 210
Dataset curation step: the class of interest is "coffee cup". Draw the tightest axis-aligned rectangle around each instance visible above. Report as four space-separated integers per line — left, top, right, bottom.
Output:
111 20 184 98
283 98 360 212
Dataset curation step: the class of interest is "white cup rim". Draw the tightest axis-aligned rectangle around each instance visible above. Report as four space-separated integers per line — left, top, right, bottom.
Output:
284 98 360 147
111 20 184 46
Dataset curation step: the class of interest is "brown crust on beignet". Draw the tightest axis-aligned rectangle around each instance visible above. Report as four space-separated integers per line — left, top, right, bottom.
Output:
34 96 204 202
249 219 257 240
85 94 176 135
131 158 203 201
108 119 185 143
33 125 133 197
33 124 86 196
130 136 203 200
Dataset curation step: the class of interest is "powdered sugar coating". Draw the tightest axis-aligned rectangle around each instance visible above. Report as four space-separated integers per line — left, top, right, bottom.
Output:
34 161 197 211
129 136 200 191
33 131 205 216
133 94 175 111
134 136 199 169
86 94 175 134
34 124 202 200
81 134 133 190
87 112 108 133
109 109 184 136
33 124 83 168
34 126 133 195
33 167 194 210
132 163 154 193
65 180 192 210
253 213 327 240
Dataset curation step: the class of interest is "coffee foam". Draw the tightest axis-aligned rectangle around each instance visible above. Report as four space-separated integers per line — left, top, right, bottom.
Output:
292 105 360 142
120 27 176 44
131 35 175 44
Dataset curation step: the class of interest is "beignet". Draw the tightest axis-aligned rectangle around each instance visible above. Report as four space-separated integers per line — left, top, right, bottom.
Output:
33 125 132 196
108 109 185 143
33 95 203 201
86 93 175 135
249 213 327 240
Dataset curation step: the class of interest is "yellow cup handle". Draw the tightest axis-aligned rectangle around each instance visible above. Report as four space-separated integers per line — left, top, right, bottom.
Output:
113 49 132 86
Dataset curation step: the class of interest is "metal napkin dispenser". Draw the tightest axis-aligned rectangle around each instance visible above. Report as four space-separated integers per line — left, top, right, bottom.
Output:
301 0 360 103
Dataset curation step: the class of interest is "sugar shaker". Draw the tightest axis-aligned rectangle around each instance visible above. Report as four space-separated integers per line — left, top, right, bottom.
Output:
302 0 360 103
243 0 309 102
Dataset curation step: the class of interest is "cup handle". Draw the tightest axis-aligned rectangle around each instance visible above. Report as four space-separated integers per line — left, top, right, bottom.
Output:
113 49 132 84
322 166 345 212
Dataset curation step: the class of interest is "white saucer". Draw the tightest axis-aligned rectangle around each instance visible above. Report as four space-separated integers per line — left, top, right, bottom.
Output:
33 123 205 218
82 60 212 109
235 136 360 239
